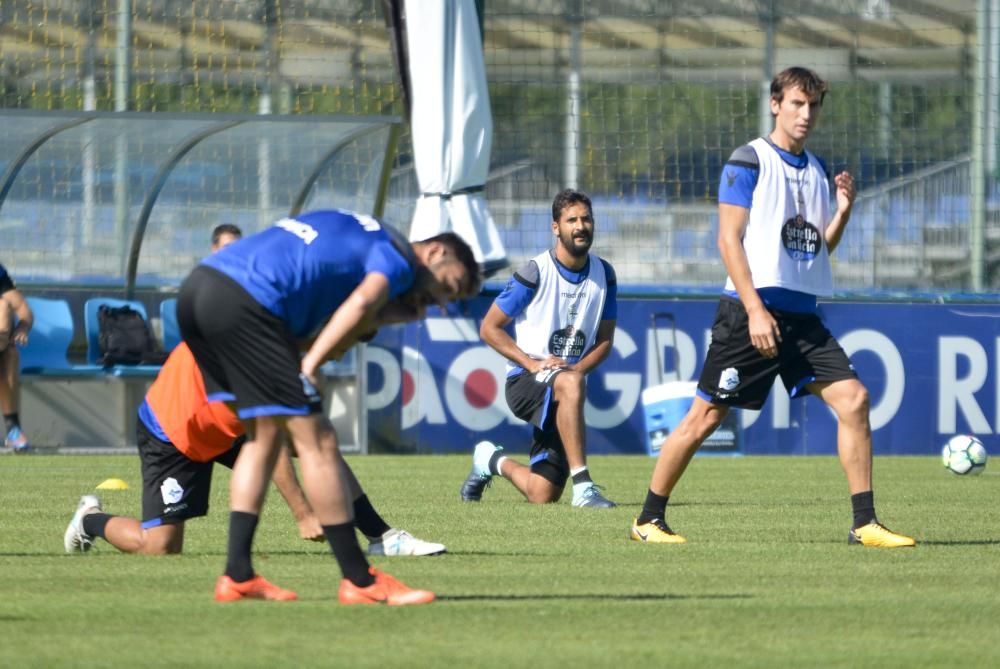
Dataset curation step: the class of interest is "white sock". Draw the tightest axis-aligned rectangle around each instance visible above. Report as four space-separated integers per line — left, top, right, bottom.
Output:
570 466 588 477
572 480 595 500
494 455 508 476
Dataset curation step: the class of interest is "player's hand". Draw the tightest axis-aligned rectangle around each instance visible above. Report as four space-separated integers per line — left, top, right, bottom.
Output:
299 360 323 390
530 355 567 373
834 171 856 214
297 514 324 542
747 305 781 359
12 322 29 346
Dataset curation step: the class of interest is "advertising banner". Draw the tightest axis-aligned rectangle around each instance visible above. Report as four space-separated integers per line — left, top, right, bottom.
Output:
365 297 1000 456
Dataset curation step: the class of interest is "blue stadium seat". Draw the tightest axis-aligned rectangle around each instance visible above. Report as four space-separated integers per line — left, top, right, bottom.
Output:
671 229 702 259
19 297 101 376
936 195 970 225
160 298 180 353
83 297 162 376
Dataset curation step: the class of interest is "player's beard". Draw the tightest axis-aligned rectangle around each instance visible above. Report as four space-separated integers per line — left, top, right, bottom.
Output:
558 229 592 258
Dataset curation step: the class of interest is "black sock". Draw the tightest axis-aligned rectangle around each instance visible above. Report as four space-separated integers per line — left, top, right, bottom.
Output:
3 413 19 433
488 450 504 476
322 522 374 587
637 490 669 525
851 491 877 529
352 495 391 539
571 468 593 485
82 513 113 540
225 511 258 582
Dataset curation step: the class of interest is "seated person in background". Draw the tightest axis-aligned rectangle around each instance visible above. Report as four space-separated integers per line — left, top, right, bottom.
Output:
210 223 243 253
0 262 33 453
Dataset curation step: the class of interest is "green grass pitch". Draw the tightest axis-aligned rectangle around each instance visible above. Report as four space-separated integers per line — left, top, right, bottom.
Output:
1 454 997 668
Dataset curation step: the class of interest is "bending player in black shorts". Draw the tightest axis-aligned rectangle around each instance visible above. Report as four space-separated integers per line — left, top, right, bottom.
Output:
178 209 480 604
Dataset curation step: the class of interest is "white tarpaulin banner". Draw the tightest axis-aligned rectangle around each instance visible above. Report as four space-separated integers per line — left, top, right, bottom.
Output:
399 0 508 275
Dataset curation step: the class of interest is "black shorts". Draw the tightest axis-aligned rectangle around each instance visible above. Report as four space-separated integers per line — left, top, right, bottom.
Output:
177 266 323 419
506 370 570 487
697 296 857 410
138 421 242 528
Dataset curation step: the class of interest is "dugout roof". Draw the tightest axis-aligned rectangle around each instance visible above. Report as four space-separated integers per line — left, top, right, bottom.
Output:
0 110 400 291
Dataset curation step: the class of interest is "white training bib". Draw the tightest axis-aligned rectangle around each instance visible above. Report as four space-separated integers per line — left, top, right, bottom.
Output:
724 137 833 296
511 251 608 373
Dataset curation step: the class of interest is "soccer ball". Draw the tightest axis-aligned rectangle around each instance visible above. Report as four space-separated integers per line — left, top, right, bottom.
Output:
941 435 988 475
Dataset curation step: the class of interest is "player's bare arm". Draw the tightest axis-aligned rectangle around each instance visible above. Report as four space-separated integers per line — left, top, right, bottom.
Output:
301 272 390 382
569 319 615 375
718 202 781 358
2 289 32 346
825 170 856 254
480 302 555 373
300 297 420 362
377 295 427 325
270 444 324 541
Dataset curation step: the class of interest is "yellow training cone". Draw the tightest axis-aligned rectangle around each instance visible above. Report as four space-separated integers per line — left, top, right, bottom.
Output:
96 478 129 490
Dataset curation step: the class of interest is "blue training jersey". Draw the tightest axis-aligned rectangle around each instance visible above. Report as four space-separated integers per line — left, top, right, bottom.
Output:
201 210 417 337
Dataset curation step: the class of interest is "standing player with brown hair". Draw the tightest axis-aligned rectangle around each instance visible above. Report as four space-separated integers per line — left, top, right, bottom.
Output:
630 67 915 548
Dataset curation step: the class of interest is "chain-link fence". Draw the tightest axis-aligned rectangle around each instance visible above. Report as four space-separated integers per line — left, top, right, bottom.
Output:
1 0 994 290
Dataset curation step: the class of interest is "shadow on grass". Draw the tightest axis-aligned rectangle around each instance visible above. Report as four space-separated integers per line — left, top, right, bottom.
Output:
438 593 752 602
447 550 572 557
919 539 1000 546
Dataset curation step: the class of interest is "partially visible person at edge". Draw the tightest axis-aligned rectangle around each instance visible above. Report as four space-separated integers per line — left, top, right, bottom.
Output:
629 67 915 549
0 261 33 453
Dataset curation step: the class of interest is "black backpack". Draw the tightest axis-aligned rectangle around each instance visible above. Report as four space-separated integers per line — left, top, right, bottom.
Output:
97 304 168 366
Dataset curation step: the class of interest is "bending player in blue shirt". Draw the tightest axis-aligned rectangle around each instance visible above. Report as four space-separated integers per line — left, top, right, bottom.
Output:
178 209 481 605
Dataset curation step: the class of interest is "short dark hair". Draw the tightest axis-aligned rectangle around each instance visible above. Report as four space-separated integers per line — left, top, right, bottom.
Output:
770 67 827 109
211 224 243 246
422 231 482 297
551 188 593 223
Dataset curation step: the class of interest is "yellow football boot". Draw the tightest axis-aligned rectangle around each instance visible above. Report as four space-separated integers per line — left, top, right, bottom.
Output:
629 517 687 544
848 522 916 548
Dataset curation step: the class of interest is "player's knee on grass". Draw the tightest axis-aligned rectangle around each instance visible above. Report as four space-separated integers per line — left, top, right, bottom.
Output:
524 479 563 504
527 460 566 503
141 524 184 555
